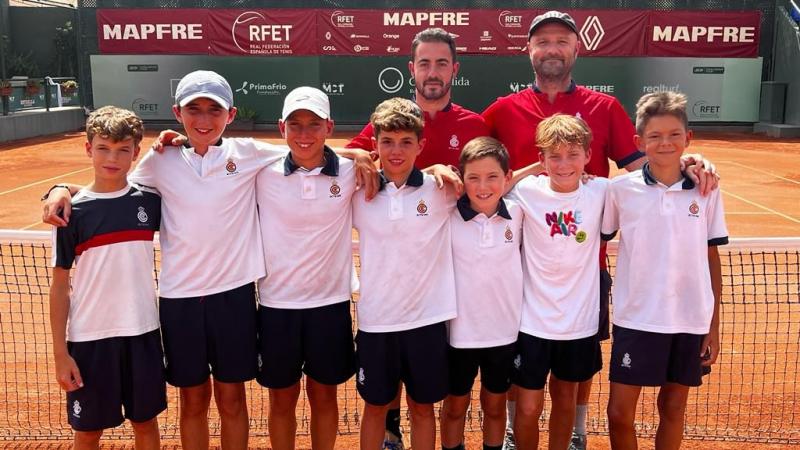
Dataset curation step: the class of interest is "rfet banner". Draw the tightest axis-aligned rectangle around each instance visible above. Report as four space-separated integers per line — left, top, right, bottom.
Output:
96 9 761 58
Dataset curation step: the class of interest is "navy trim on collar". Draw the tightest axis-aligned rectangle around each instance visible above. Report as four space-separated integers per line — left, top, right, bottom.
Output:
183 138 223 149
284 146 339 176
642 162 695 190
378 167 425 191
456 194 512 221
532 80 577 94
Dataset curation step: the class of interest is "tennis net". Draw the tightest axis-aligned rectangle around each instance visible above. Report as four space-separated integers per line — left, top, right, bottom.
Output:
1 230 798 443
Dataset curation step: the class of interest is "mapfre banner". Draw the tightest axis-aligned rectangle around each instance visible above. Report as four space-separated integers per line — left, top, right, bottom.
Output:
96 9 760 57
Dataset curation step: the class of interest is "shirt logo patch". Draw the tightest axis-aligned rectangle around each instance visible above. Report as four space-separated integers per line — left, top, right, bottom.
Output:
545 210 582 238
329 179 342 197
575 230 587 243
513 354 521 369
226 158 238 175
72 400 82 418
358 368 366 385
689 200 700 217
449 134 460 149
621 352 632 368
504 225 514 242
137 206 148 223
417 199 429 216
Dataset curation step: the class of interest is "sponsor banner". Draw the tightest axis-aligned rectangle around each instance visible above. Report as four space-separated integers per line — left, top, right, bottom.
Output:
208 9 316 56
96 9 760 58
92 54 761 123
97 9 209 54
647 11 761 57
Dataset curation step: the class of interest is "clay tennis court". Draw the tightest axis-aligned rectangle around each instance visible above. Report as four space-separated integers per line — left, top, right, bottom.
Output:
1 130 798 449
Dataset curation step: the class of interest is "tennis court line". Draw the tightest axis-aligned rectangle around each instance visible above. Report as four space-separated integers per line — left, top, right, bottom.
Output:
718 160 800 186
21 221 44 231
0 167 92 197
726 212 775 215
722 189 800 226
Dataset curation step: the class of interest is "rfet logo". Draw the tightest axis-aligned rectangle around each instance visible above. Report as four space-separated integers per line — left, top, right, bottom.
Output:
331 10 355 28
498 11 523 28
232 11 292 53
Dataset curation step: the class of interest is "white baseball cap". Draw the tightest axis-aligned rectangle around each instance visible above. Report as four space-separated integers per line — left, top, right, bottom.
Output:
175 70 234 110
281 86 330 121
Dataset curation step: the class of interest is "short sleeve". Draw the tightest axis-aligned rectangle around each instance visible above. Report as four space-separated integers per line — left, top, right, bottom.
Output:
128 149 160 189
601 183 619 240
345 123 375 150
481 100 502 138
606 100 644 169
706 188 729 246
52 222 78 269
250 139 288 167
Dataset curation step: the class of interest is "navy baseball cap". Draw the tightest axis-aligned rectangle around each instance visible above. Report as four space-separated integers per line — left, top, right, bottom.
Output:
175 70 234 110
528 11 578 40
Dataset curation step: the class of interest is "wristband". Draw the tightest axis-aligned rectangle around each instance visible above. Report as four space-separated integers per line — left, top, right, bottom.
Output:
41 184 70 201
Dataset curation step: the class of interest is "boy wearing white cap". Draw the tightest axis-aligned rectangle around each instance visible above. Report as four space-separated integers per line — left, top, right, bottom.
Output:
254 87 357 450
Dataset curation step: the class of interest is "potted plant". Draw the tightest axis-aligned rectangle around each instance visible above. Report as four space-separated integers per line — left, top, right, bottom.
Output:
230 106 258 130
60 80 78 96
0 80 11 97
25 79 41 96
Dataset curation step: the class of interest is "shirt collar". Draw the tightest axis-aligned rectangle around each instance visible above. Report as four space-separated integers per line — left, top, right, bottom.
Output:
532 80 577 94
283 146 339 176
378 167 425 191
183 138 223 152
642 162 695 190
456 194 513 221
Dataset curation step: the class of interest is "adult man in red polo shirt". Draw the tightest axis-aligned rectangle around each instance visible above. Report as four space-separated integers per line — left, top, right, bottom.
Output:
483 11 716 450
346 27 489 169
346 27 489 450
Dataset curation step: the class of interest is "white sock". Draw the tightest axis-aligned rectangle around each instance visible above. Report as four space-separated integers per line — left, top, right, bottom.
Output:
506 400 516 433
574 404 588 435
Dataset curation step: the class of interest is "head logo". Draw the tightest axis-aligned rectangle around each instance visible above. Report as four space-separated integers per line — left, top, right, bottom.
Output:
417 199 428 215
378 67 404 94
580 16 605 51
236 81 249 95
232 11 292 54
226 158 237 173
498 10 523 28
505 226 513 241
137 206 148 223
689 200 700 215
331 10 355 28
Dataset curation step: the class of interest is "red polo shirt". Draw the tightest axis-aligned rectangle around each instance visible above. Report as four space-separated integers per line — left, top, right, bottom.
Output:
483 82 644 269
346 102 490 169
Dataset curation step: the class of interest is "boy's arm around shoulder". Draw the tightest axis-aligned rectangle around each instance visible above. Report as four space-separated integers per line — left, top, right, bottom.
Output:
49 266 83 391
600 177 620 241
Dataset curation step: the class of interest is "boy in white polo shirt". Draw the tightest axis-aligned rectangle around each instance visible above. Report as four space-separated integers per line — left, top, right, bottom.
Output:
352 97 458 450
508 114 608 450
602 91 726 450
440 136 523 450
254 87 356 450
42 70 286 450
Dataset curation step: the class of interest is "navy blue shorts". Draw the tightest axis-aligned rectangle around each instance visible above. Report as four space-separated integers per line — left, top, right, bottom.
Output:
66 329 166 431
609 325 707 387
513 332 600 390
355 322 449 406
257 300 355 388
447 343 516 396
159 283 258 387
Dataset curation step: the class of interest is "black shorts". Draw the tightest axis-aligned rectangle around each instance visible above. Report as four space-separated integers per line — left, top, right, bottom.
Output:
609 325 706 387
448 343 516 396
598 268 612 341
159 283 258 387
257 300 355 389
512 332 601 390
355 322 449 406
66 329 166 432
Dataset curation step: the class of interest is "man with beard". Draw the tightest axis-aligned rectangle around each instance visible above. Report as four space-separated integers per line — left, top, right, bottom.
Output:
346 27 489 450
346 27 489 169
483 11 716 450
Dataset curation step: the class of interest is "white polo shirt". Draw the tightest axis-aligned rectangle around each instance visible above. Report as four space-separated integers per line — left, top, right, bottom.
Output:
256 147 355 309
352 169 458 333
130 138 284 298
509 175 608 340
449 196 524 348
601 164 728 335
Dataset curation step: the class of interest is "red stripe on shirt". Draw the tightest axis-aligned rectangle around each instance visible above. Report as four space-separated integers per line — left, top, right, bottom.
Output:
75 230 155 256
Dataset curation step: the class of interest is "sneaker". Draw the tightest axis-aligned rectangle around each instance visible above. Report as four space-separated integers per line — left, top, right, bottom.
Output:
568 432 587 450
502 429 516 450
382 431 404 450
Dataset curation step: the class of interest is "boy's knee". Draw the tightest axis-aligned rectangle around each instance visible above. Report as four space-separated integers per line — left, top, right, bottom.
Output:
482 404 505 422
607 402 634 428
74 429 103 445
363 402 389 419
407 401 434 420
130 417 158 432
516 398 543 419
657 395 688 420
